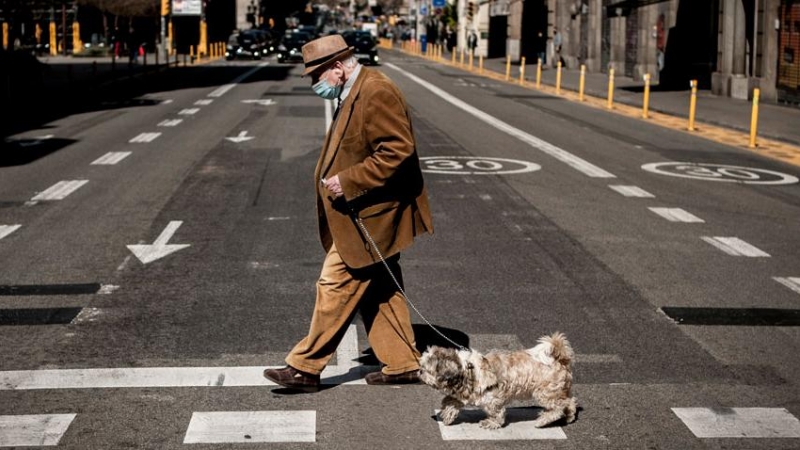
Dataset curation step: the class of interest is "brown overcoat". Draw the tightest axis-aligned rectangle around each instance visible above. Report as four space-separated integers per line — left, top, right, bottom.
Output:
313 67 433 269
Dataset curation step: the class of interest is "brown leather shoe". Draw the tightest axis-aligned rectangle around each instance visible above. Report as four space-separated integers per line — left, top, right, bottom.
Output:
365 370 420 385
263 366 320 392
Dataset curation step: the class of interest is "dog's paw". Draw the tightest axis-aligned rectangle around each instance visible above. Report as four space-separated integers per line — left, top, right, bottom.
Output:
479 419 503 430
439 407 459 425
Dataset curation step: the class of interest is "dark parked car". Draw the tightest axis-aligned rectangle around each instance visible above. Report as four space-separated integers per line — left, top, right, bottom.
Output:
225 30 268 60
276 31 311 64
341 30 379 65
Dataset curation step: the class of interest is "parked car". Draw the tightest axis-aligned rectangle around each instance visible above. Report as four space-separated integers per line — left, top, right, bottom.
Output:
226 30 268 60
341 30 379 65
276 31 311 64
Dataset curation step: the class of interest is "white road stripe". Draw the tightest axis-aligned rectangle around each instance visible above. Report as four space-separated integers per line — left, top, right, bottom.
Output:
435 408 567 440
129 132 161 143
194 99 213 105
673 408 800 438
0 414 76 447
31 180 88 201
184 411 315 444
609 185 655 198
385 63 615 178
648 207 705 223
179 108 199 115
774 277 800 295
208 84 236 98
158 119 183 127
701 237 770 257
91 152 131 165
0 225 21 241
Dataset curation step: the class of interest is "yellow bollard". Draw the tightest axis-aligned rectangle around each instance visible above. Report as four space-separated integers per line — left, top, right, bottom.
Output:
642 73 651 118
749 88 760 148
479 54 484 74
505 55 511 81
460 48 464 66
451 47 456 64
2 22 7 50
579 65 586 101
607 68 615 109
519 57 526 85
536 58 542 88
469 52 474 71
49 21 57 56
688 79 698 131
556 61 562 94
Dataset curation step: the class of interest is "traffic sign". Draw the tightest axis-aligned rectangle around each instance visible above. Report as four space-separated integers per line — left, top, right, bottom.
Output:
432 0 446 7
420 5 428 15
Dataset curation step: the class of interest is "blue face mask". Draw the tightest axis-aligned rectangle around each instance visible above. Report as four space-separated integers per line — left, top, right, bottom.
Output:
312 78 342 100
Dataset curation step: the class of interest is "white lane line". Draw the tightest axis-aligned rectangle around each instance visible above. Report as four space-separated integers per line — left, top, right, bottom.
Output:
0 225 21 241
701 237 770 257
194 99 214 105
0 414 76 447
435 408 567 440
385 62 615 179
208 84 236 98
207 62 269 98
158 119 183 127
648 207 705 223
774 277 800 295
91 151 131 165
575 354 623 364
609 185 655 198
129 132 161 143
184 411 315 444
673 408 800 438
30 180 89 201
179 108 200 115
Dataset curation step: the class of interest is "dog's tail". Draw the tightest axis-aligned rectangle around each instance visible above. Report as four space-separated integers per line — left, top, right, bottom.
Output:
538 332 574 366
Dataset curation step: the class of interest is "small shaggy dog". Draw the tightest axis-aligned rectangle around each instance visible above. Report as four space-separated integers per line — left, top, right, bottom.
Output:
419 332 577 429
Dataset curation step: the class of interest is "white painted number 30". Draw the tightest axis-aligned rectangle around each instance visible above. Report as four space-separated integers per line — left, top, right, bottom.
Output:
421 157 540 175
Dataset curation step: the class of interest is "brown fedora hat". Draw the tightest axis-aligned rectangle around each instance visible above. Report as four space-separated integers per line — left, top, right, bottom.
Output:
301 35 354 76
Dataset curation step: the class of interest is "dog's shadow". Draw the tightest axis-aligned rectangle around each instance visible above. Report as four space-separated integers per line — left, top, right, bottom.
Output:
358 324 470 365
431 406 582 427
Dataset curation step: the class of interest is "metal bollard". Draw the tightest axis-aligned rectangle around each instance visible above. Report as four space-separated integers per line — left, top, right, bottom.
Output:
642 73 651 118
479 55 484 74
505 55 511 81
536 58 542 88
469 52 474 71
556 61 562 94
460 48 464 66
688 79 698 131
451 48 456 64
519 57 526 85
749 88 760 148
607 68 615 109
579 65 586 101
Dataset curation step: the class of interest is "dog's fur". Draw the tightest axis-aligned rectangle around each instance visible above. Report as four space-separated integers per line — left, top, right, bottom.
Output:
419 332 577 429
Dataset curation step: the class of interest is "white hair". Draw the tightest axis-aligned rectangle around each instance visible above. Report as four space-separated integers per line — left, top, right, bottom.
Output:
342 56 359 68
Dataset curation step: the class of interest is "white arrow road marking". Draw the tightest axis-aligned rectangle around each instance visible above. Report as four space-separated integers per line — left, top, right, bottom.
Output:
184 411 316 444
195 99 214 105
386 62 616 179
648 207 704 223
701 237 770 257
0 225 21 241
179 108 200 115
30 180 88 201
242 99 276 106
18 134 54 147
158 119 183 127
774 277 800 295
91 152 131 165
129 132 161 143
609 185 655 198
127 221 190 264
225 131 254 143
0 414 76 447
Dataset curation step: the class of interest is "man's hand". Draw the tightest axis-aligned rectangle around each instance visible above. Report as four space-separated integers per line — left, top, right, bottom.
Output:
322 175 343 199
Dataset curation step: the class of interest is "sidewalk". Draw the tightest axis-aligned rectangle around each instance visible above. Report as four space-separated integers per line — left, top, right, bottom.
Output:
467 55 800 147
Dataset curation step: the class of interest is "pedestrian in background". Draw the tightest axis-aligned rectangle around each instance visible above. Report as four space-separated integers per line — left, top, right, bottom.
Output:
263 35 434 392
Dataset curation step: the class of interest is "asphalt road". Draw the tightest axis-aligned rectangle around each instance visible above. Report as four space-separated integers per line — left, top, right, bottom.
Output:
1 50 799 449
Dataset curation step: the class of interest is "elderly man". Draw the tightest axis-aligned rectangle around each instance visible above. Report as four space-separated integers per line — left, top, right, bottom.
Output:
264 35 433 391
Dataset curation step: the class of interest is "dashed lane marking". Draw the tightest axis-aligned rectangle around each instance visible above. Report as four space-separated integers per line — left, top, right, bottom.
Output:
648 207 705 223
0 414 76 447
608 185 655 198
30 180 88 201
178 108 199 115
701 236 770 257
158 119 183 127
129 132 161 143
183 411 316 444
672 408 800 438
194 99 214 105
774 277 800 295
0 225 21 241
435 408 567 440
207 63 269 98
91 151 131 165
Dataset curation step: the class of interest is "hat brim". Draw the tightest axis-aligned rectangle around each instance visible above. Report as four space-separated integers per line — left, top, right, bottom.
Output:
302 46 355 76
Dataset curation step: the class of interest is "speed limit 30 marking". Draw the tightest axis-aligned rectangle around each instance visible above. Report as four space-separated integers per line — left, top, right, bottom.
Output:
642 162 799 185
421 157 541 175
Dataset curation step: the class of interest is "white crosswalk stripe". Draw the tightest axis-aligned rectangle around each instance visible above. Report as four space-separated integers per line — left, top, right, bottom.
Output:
649 207 705 223
30 180 88 201
0 225 21 241
701 236 770 257
129 132 161 143
774 277 800 295
609 185 655 198
673 408 800 438
91 152 131 165
0 414 76 447
183 411 316 443
435 408 567 440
